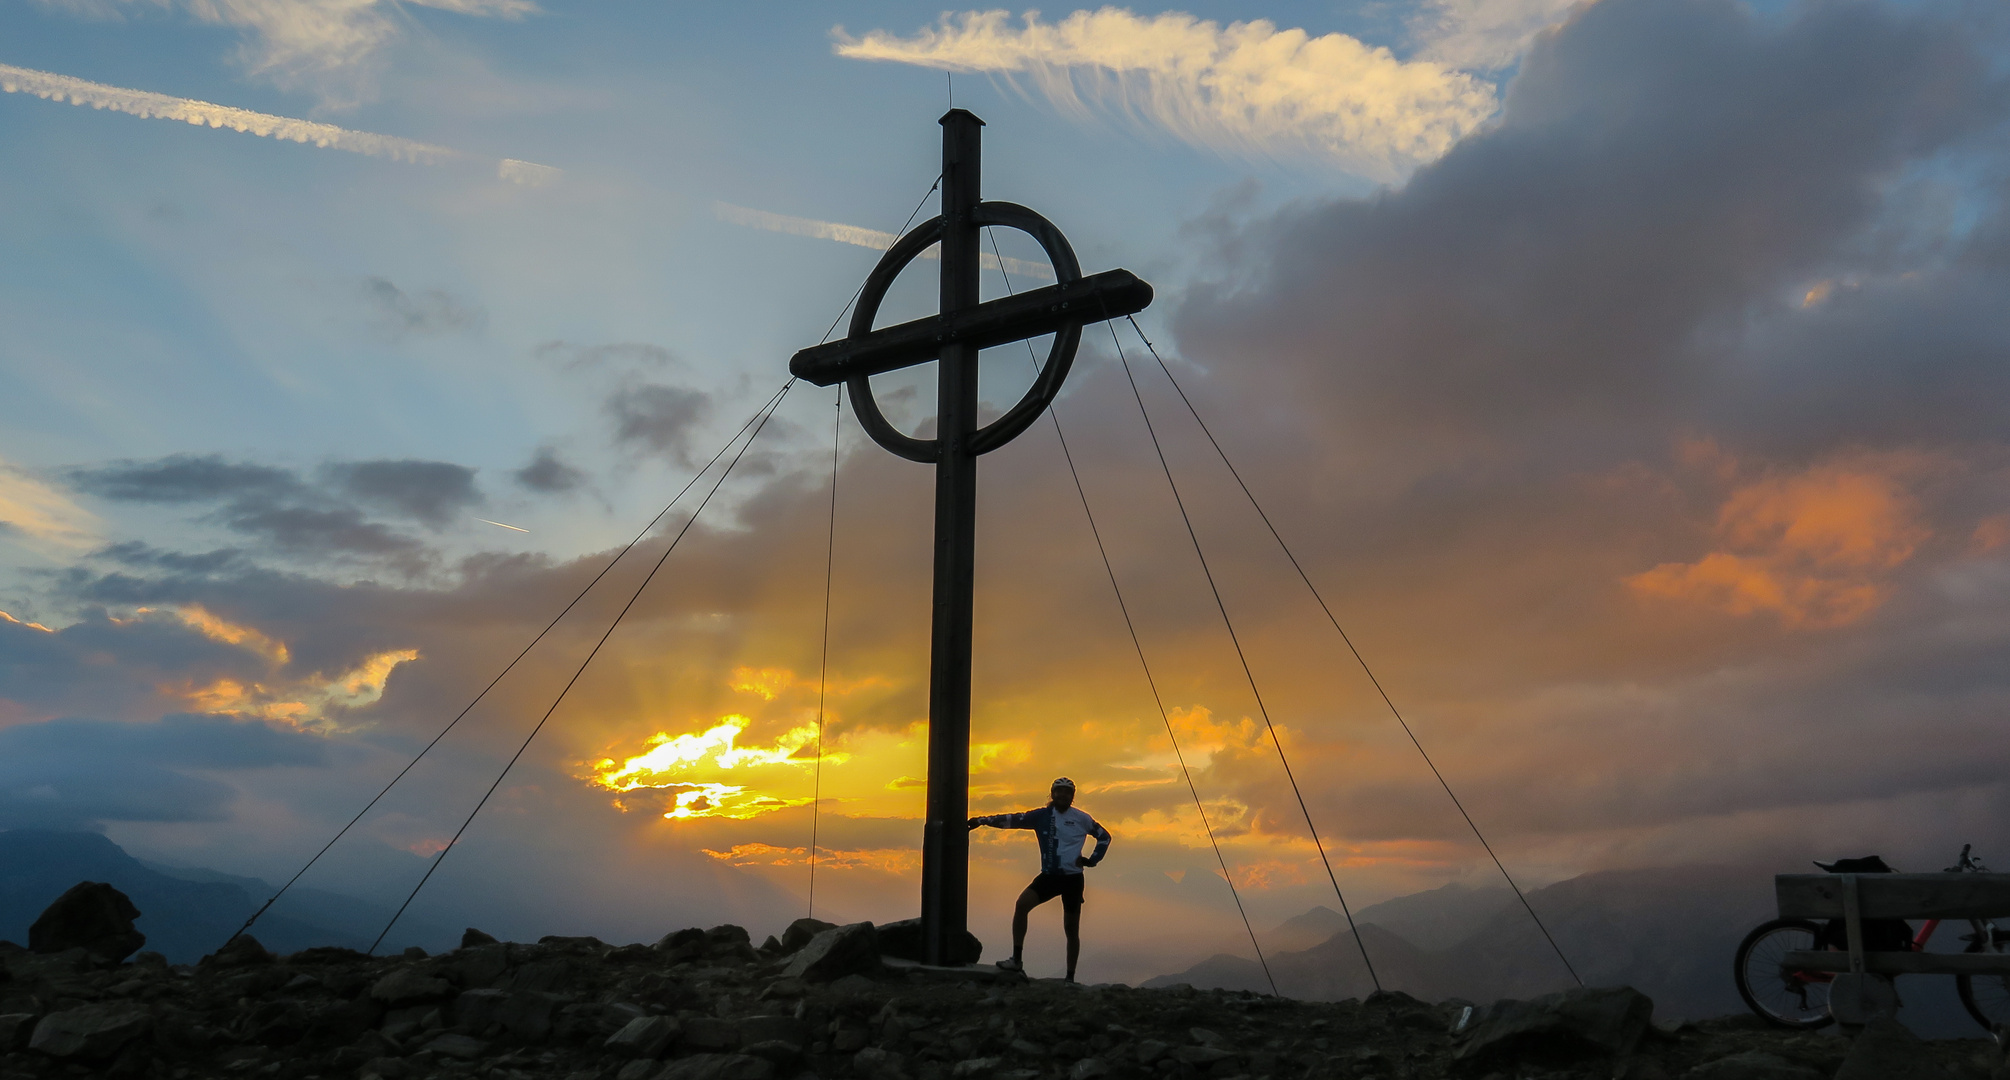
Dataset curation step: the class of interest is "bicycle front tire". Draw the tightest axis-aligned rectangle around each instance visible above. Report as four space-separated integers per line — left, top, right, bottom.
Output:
1956 933 2009 1032
1735 918 1833 1029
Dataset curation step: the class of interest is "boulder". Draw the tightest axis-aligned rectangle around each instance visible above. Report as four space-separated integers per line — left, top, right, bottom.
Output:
782 922 882 982
461 927 500 948
449 942 511 988
27 882 145 964
28 1002 152 1059
1069 1060 1111 1080
1455 986 1655 1070
499 991 560 1041
854 1047 909 1080
201 934 274 968
742 1038 803 1068
0 1013 36 1051
371 967 452 1005
607 1015 681 1058
1682 1052 1823 1080
421 1032 489 1059
455 988 509 1034
707 925 752 948
656 927 706 951
1833 1016 1955 1080
876 918 982 966
737 1014 805 1047
683 1015 740 1050
658 1052 775 1080
952 1058 1003 1079
780 918 837 955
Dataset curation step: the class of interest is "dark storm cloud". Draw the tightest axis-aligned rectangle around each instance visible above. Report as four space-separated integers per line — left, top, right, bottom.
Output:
1143 0 2010 871
1177 0 2009 455
68 453 489 563
607 383 713 465
95 542 250 575
325 460 483 527
359 277 485 340
70 455 302 504
0 713 329 829
0 605 268 719
513 447 587 494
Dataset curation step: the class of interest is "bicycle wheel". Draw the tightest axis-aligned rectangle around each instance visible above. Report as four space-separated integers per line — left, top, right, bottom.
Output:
1735 918 1833 1029
1955 929 2009 1032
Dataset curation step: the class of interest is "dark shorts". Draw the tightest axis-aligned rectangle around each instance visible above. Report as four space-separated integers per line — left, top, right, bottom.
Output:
1028 871 1085 907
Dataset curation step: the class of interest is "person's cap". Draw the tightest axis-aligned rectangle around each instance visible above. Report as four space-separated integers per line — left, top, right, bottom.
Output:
1050 777 1076 790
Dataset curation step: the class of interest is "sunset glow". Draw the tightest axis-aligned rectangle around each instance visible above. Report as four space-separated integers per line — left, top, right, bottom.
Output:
5 0 2008 995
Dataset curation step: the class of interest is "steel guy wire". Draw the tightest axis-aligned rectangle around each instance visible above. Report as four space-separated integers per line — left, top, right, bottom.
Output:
985 228 1276 994
225 380 795 951
1123 315 1582 987
818 175 943 347
1104 313 1381 993
368 380 799 954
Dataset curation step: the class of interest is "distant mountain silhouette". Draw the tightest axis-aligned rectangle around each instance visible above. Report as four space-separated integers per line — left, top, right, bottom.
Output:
1148 864 1983 1038
0 830 454 962
1265 884 1515 953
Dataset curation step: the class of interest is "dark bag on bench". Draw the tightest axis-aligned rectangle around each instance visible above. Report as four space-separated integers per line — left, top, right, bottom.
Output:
1813 855 1914 952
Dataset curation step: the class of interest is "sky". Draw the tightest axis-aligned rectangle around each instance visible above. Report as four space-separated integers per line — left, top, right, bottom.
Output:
3 0 2009 985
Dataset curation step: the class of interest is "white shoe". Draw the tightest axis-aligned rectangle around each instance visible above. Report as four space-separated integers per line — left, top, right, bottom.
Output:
996 956 1024 972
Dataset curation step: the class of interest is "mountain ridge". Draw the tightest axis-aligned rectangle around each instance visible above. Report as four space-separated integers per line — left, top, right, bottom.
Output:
0 829 454 961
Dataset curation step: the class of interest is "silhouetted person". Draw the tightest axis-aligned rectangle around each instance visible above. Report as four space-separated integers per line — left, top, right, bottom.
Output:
968 776 1111 981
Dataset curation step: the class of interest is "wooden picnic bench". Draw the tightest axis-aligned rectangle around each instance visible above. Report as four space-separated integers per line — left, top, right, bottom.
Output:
1773 872 2010 1023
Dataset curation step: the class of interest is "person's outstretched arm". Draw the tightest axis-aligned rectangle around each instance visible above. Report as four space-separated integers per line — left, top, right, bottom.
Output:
1079 818 1111 867
968 810 1038 830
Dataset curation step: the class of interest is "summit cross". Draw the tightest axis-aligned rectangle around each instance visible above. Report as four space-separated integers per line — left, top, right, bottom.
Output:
789 109 1152 966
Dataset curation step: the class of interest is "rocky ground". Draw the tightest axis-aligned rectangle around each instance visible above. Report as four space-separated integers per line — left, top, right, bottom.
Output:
1 912 2005 1080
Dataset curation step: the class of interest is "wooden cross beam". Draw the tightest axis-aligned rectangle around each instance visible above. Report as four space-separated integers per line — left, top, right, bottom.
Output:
788 110 1151 966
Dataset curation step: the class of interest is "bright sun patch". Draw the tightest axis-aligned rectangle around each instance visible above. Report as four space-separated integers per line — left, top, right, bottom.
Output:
590 717 842 819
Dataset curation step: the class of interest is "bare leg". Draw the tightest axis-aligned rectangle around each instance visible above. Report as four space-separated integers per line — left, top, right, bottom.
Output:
1011 886 1041 961
1063 901 1081 981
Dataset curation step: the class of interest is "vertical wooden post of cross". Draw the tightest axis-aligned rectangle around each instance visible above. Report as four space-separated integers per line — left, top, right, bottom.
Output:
920 109 983 967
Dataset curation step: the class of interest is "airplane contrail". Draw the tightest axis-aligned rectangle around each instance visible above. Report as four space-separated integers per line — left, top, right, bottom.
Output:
0 62 559 185
478 518 530 533
712 201 1053 280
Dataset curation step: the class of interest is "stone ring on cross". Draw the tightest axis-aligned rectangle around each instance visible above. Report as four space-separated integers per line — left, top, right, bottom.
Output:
838 202 1088 462
788 119 1152 464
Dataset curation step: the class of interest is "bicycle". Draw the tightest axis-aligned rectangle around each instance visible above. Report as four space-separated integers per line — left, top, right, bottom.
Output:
1733 845 2010 1031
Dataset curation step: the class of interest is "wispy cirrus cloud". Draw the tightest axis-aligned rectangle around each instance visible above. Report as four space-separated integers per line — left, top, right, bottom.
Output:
1411 0 1591 71
712 202 1054 280
32 0 535 105
0 63 560 182
0 457 101 556
832 8 1499 179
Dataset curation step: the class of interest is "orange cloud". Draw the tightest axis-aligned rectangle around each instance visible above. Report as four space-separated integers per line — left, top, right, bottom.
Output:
0 610 53 633
702 842 920 874
148 605 291 665
1627 454 1934 627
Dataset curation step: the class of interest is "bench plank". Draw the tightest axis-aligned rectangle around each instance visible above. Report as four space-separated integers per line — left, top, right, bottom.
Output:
1776 874 2010 920
1779 949 2010 976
